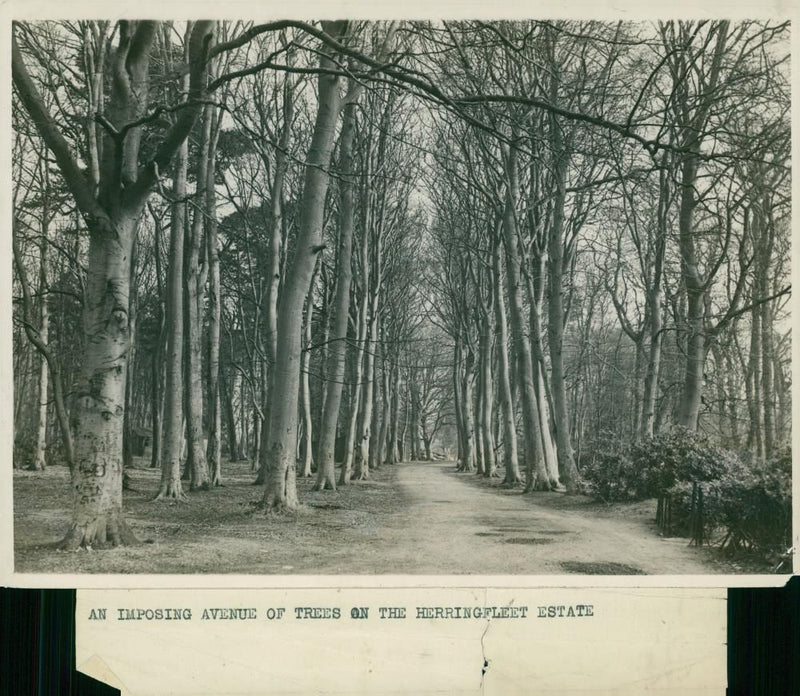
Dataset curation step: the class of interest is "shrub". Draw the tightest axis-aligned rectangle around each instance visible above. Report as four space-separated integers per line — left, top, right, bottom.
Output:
580 448 637 502
716 449 792 555
581 427 737 503
580 430 791 555
629 427 736 498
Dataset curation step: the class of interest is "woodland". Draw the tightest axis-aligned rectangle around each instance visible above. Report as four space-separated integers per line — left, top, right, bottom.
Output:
11 19 792 565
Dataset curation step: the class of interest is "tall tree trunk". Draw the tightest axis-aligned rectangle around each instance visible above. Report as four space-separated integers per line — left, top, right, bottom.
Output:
479 321 496 477
316 95 357 490
748 306 764 460
122 242 138 490
32 235 49 471
546 119 579 492
183 106 211 491
409 382 420 462
493 241 521 484
256 72 294 486
377 357 390 465
400 383 410 462
758 202 776 458
149 206 166 468
206 111 222 486
501 145 549 491
533 357 560 486
341 301 366 485
388 363 401 464
369 345 382 469
299 263 318 478
676 153 706 432
473 358 485 476
62 214 140 548
641 167 667 440
674 22 728 431
458 348 476 473
354 235 380 480
262 21 347 511
221 368 238 462
452 338 465 467
156 139 188 500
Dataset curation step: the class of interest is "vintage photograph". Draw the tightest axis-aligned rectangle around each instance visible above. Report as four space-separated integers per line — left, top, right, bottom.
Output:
10 18 792 575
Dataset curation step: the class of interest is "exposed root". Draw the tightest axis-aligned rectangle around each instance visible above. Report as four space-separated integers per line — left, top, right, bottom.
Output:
313 477 337 492
524 476 554 493
153 483 188 502
260 497 300 516
58 515 139 550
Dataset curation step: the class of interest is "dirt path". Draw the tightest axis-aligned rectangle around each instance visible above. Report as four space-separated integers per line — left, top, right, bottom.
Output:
360 461 719 575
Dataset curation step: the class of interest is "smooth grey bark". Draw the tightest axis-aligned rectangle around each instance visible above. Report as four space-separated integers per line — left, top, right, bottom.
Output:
262 21 347 510
473 337 485 475
183 105 212 491
452 338 465 467
376 354 391 466
525 255 560 487
316 94 358 491
545 110 580 492
33 219 50 471
368 345 383 469
255 71 294 485
299 262 318 478
149 204 166 469
388 362 402 464
353 174 382 480
458 346 476 473
641 164 669 439
205 109 222 486
478 318 496 477
156 138 188 500
670 21 729 431
492 240 521 484
501 145 550 491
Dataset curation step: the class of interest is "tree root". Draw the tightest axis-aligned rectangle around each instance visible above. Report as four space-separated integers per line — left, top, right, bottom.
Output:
313 477 337 492
524 477 554 493
58 515 139 550
153 483 188 502
260 497 300 515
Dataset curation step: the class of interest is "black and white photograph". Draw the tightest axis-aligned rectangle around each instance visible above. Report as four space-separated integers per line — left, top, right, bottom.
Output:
8 15 793 576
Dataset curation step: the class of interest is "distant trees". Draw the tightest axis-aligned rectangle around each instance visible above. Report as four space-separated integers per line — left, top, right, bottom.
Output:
423 19 789 488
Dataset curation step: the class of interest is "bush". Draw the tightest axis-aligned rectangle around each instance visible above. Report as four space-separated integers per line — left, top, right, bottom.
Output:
580 427 736 503
629 427 736 498
580 429 791 556
716 450 792 554
580 448 638 502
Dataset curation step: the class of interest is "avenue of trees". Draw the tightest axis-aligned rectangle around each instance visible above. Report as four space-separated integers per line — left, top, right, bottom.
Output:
12 19 790 550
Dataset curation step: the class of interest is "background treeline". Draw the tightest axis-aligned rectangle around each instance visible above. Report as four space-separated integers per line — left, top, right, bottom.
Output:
11 20 790 552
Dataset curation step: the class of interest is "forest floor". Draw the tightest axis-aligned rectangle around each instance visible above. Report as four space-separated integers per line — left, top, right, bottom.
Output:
13 458 768 575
